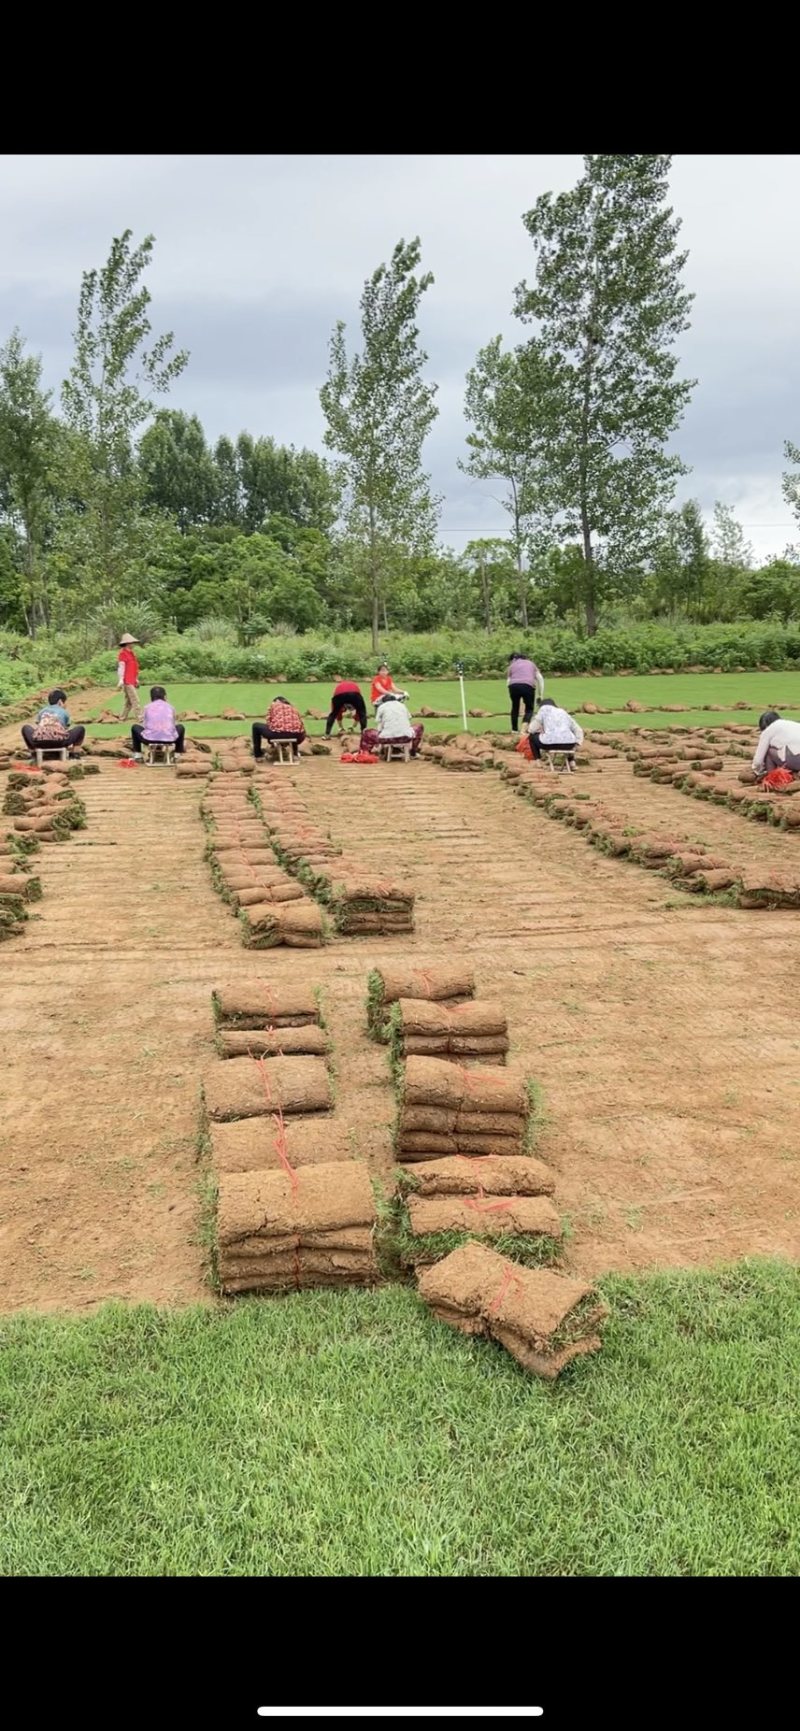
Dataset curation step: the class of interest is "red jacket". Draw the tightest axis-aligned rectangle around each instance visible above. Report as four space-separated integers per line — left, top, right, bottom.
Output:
333 680 361 698
118 647 139 686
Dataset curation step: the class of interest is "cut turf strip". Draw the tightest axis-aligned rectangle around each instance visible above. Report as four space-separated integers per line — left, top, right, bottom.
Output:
417 1241 607 1378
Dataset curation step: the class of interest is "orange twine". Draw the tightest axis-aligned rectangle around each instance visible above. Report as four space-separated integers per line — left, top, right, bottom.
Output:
487 1264 524 1315
252 1050 301 1286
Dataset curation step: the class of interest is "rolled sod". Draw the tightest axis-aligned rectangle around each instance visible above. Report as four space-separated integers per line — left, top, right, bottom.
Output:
417 1242 607 1379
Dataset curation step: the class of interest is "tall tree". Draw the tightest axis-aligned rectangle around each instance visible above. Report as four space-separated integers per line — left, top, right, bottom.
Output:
711 501 753 572
0 329 60 634
61 230 188 609
460 537 520 631
652 498 710 615
139 410 218 530
460 337 542 625
320 237 439 650
515 154 695 634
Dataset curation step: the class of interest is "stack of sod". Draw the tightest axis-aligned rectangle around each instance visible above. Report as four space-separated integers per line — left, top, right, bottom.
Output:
203 786 325 947
253 775 414 934
211 982 329 1058
210 1116 353 1175
737 869 800 909
216 1161 378 1294
395 1154 560 1269
367 963 475 1039
204 1055 333 1121
7 770 87 843
389 998 508 1063
416 1242 607 1379
396 1056 532 1161
325 869 414 936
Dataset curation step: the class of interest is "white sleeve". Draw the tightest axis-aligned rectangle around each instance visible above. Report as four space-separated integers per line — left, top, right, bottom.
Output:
752 729 770 772
571 719 584 745
529 712 544 736
534 669 545 701
117 659 125 685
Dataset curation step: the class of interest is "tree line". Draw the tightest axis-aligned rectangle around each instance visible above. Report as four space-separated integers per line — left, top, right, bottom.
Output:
0 155 798 650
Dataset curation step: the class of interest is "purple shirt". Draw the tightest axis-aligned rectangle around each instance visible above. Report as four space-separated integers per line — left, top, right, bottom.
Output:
507 657 537 687
140 699 179 742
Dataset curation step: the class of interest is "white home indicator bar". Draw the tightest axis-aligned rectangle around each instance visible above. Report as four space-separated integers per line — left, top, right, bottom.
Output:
257 1712 544 1720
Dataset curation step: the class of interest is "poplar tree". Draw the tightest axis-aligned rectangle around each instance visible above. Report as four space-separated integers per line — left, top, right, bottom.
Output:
515 154 695 634
320 237 439 650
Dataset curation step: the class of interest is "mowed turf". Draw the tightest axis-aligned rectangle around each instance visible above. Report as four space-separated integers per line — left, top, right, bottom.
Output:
1 1264 799 1576
80 671 800 739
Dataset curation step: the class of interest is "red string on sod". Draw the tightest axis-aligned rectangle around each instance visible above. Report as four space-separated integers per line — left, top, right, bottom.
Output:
252 1048 301 1285
487 1264 524 1316
464 1194 515 1216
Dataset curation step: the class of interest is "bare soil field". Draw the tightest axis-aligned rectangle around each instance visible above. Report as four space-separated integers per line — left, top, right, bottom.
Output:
2 720 800 1311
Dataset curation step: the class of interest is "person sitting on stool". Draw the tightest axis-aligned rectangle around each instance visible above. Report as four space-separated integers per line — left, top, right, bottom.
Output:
252 696 306 760
325 678 368 736
360 693 425 757
131 686 185 759
527 697 583 766
21 688 85 757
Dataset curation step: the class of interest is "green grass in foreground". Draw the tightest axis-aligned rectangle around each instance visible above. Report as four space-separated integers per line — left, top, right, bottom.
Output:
76 671 800 741
1 1261 799 1576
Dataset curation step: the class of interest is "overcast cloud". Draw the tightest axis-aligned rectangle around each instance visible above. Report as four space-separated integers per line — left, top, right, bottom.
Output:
0 153 797 560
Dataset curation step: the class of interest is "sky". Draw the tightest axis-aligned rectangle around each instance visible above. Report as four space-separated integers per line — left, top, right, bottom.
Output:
0 153 797 562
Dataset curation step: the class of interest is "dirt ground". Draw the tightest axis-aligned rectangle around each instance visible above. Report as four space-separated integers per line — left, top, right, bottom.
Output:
1 716 800 1312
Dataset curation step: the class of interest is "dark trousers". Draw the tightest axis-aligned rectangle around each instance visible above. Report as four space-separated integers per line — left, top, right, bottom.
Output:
131 724 185 754
509 682 535 731
763 745 800 775
252 723 303 760
22 724 85 752
326 693 367 734
531 737 574 762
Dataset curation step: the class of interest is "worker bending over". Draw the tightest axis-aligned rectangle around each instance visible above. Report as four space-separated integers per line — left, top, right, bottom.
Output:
507 651 545 732
752 710 800 779
325 679 368 735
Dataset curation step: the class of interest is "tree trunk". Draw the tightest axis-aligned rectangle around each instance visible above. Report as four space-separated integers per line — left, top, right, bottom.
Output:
580 523 598 636
511 482 528 627
479 555 491 632
579 333 597 636
368 503 380 653
517 563 529 628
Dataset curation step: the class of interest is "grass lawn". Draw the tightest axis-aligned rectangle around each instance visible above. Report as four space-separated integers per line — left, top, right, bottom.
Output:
78 671 800 740
1 1262 799 1576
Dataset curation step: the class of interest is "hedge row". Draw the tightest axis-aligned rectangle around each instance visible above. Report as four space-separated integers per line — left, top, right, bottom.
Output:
81 621 800 682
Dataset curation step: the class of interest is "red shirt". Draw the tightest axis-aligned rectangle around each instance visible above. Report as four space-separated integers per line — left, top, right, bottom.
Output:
333 681 361 698
371 674 395 704
118 647 139 685
267 699 305 737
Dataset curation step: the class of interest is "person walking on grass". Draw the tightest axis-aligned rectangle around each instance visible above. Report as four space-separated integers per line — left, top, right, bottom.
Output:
252 695 306 760
752 710 800 779
117 634 141 721
325 677 367 736
21 689 86 758
130 687 186 759
527 697 584 768
507 651 544 733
